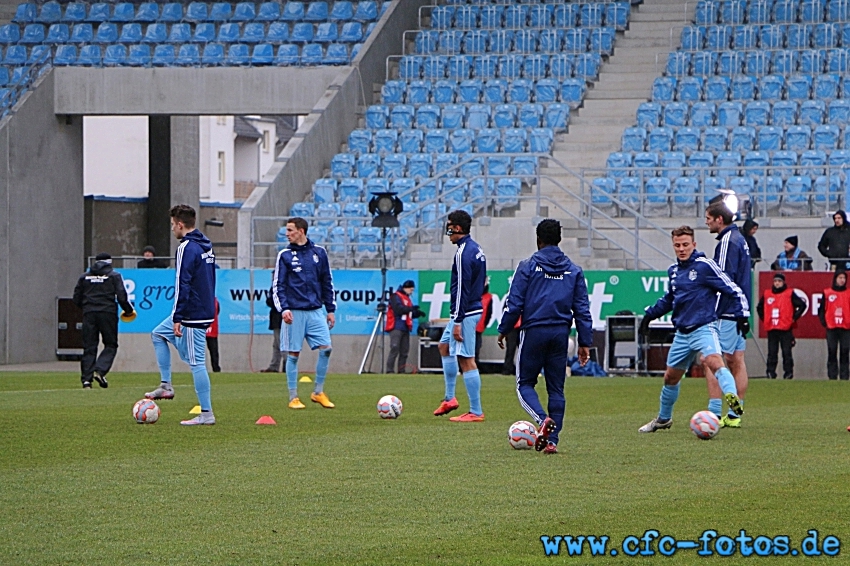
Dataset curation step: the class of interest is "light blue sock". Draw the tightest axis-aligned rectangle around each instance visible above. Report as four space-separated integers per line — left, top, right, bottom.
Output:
315 348 331 393
728 399 743 418
463 369 482 415
708 398 723 417
152 333 172 383
286 355 299 400
442 356 458 400
715 367 739 398
659 383 680 421
190 364 212 412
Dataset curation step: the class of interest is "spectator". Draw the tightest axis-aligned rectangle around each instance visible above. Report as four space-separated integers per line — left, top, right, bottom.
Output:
742 219 762 268
205 298 221 373
72 252 135 389
137 245 168 268
385 280 423 374
819 270 850 380
818 210 850 271
475 280 494 365
757 273 805 380
261 288 283 373
771 236 813 271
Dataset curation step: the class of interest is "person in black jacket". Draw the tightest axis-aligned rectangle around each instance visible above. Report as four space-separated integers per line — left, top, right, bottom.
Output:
261 288 283 373
137 245 168 268
818 210 850 270
73 252 135 389
742 219 762 268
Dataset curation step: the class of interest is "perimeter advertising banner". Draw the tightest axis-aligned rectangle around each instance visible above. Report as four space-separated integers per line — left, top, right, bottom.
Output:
757 271 834 339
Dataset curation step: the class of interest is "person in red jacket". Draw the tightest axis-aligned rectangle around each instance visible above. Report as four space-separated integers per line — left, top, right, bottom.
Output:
757 273 805 380
819 270 850 380
385 280 423 374
475 280 494 365
205 298 221 373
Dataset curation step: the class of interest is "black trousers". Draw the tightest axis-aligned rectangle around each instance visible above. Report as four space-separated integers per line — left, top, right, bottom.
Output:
81 311 118 384
386 328 410 373
826 328 850 380
475 331 483 364
766 329 794 379
502 328 519 375
206 337 221 372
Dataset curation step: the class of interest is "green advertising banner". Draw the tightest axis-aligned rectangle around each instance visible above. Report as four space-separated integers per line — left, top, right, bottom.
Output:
418 270 670 335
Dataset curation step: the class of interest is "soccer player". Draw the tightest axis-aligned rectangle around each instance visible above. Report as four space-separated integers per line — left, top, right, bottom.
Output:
638 226 750 433
497 219 593 454
433 210 487 422
272 217 336 409
703 202 751 428
145 205 218 426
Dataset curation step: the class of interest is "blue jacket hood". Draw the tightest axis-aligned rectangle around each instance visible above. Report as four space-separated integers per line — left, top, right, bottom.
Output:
677 249 706 268
183 229 212 251
531 245 573 275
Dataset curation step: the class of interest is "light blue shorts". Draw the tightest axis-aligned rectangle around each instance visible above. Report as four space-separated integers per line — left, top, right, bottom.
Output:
152 317 207 366
440 314 481 358
281 308 332 352
716 318 746 354
666 323 723 370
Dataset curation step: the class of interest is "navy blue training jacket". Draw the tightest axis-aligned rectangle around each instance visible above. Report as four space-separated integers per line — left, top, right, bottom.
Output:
273 238 336 313
497 245 593 347
172 229 217 328
714 224 752 320
450 234 487 323
645 250 750 332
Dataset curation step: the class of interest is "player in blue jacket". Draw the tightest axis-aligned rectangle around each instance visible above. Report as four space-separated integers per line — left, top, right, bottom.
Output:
273 217 337 410
704 201 752 428
638 226 750 433
433 210 488 422
497 219 593 454
145 205 218 426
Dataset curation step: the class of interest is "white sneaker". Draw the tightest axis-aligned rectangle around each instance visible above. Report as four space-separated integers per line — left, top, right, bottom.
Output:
180 412 216 426
638 417 672 433
145 384 175 400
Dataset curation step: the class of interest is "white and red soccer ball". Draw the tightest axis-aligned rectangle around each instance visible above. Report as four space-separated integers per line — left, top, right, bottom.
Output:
508 420 537 450
690 410 720 440
377 395 403 419
133 399 160 424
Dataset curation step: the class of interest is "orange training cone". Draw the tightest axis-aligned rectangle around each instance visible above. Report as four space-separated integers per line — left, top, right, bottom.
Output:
256 415 277 425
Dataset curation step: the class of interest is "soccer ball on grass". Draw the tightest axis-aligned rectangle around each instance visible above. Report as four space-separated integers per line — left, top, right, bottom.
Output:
133 399 160 424
377 395 403 419
689 410 720 440
508 420 537 450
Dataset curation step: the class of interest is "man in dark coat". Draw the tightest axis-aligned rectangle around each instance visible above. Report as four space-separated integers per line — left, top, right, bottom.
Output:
818 210 850 270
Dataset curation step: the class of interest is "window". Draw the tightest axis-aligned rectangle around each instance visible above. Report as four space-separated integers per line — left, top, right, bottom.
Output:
217 151 225 185
262 130 270 153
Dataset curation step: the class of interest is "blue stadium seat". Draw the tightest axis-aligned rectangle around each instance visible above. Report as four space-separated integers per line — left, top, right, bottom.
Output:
167 23 191 43
246 43 272 65
621 127 647 152
13 3 36 24
771 100 798 127
503 128 527 153
331 153 355 178
291 22 314 43
692 51 718 77
466 104 491 129
645 177 671 208
417 104 441 130
282 1 305 22
53 44 78 66
815 74 840 99
431 6 453 30
744 101 770 126
745 51 769 76
27 44 50 66
802 0 826 23
681 25 705 51
237 23 264 43
373 129 397 154
636 102 661 129
476 129 500 153
673 176 699 208
103 44 127 66
445 54 470 80
520 104 544 128
827 48 849 72
175 44 201 66
473 55 497 79
607 152 633 178
814 23 839 48
190 22 215 43
800 100 826 127
560 79 586 108
316 203 342 228
127 44 151 67
479 79 505 104
703 76 728 102
3 45 26 66
160 3 183 22
618 177 641 207
676 77 703 103
339 178 364 203
110 2 135 23
771 50 799 75
449 129 474 154
226 44 250 66
342 202 369 226
305 2 329 22
348 130 372 155
801 149 827 176
706 25 731 50
695 1 718 25
634 152 660 175
715 151 741 179
324 43 350 64
488 30 513 54
691 102 716 128
357 154 380 178
505 5 529 28
758 126 784 151
76 44 102 66
460 155 484 178
480 5 505 29
316 22 338 43
365 105 389 129
529 4 553 28
652 77 677 102
142 23 166 43
661 152 687 180
758 75 785 101
441 104 466 129
339 22 362 43
606 3 630 30
495 178 520 209
37 1 61 24
231 2 256 22
118 23 142 43
829 149 850 171
773 0 798 24
389 105 413 129
663 102 688 128
574 53 600 80
828 99 850 126
290 202 315 218
829 0 850 21
733 24 757 49
722 0 746 24
533 79 558 104
718 101 743 127
20 24 45 44
312 178 337 203
185 2 209 23
45 23 69 44
507 79 531 103
257 2 281 21
214 23 239 44
94 22 118 44
264 22 289 42
813 124 839 149
676 127 701 153
354 1 378 23
591 177 615 206
649 126 675 152
457 79 481 104
787 24 813 49
0 24 21 44
331 2 354 22
421 55 447 79
703 177 727 199
398 129 422 154
524 54 549 81
87 3 110 23
435 153 459 177
580 3 604 27
730 76 756 100
743 150 770 175
688 151 714 174
800 49 827 74
772 150 798 178
730 126 756 152
513 155 538 177
784 176 812 209
539 28 564 54
747 0 771 24
493 104 516 128
408 154 432 180
703 126 728 152
275 44 300 65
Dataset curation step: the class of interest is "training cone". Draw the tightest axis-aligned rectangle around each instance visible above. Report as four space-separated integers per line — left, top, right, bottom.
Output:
256 415 277 425
299 375 313 383
189 405 202 414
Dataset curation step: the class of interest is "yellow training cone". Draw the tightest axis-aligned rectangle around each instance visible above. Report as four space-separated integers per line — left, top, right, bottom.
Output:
299 375 313 383
189 405 202 414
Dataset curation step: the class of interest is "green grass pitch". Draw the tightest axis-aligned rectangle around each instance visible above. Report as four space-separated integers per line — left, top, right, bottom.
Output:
1 372 848 565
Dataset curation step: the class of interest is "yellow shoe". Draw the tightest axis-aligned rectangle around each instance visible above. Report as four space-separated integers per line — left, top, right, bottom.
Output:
288 397 306 410
311 392 335 408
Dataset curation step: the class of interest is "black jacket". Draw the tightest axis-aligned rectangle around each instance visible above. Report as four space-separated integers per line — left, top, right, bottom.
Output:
818 210 850 268
266 289 282 330
137 258 169 269
73 260 134 315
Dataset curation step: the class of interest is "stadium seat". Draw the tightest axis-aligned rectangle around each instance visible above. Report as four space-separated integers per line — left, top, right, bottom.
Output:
801 149 827 176
813 124 840 149
476 129 500 153
466 104 491 129
354 1 378 22
127 44 151 67
772 150 798 179
449 129 474 154
744 101 770 127
435 153 459 177
607 152 633 178
291 23 314 43
691 102 716 127
503 128 528 153
93 22 118 44
45 23 70 44
730 126 756 152
704 76 730 102
53 44 78 66
717 101 743 127
719 51 744 76
648 127 674 152
425 130 449 154
305 1 329 22
225 44 249 66
3 45 26 66
340 22 363 43
251 43 274 65
715 151 741 178
663 102 688 128
118 23 141 44
703 126 728 152
76 45 102 66
408 154 432 180
758 126 784 151
519 104 544 128
103 44 127 66
160 3 183 22
688 151 714 175
492 104 516 128
621 127 647 153
560 79 586 108
634 152 660 176
483 79 508 104
339 178 365 202
675 127 701 153
356 154 380 178
786 125 812 151
185 2 208 22
275 44 300 66
743 150 770 175
441 104 466 129
652 77 677 102
20 24 45 44
591 177 615 206
730 76 756 101
676 77 703 103
661 152 687 180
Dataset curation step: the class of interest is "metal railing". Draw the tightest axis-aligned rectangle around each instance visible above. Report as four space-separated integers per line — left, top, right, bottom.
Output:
86 255 237 269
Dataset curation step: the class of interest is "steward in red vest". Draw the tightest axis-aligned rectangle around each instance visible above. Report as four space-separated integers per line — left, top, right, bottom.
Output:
819 270 850 380
757 273 805 379
385 280 424 374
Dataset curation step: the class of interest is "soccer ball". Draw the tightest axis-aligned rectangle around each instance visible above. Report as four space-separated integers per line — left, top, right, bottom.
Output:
508 420 537 450
689 410 720 440
377 395 403 419
133 399 160 424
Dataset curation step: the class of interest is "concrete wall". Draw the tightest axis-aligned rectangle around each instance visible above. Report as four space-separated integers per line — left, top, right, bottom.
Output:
0 70 84 363
54 67 343 116
84 197 148 258
199 203 240 260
